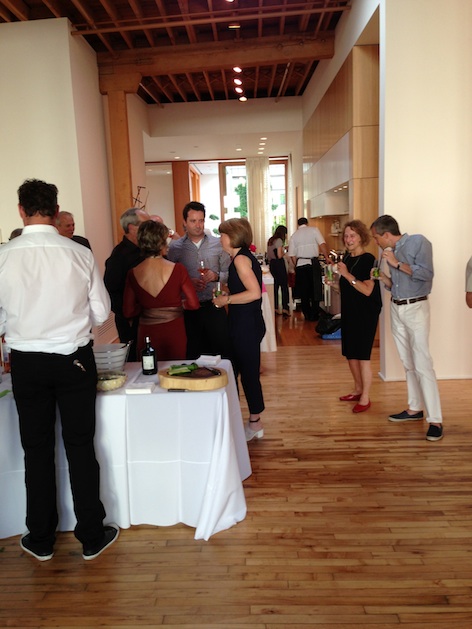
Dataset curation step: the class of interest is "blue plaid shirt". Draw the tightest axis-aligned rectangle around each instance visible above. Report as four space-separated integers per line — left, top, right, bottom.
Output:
388 233 434 300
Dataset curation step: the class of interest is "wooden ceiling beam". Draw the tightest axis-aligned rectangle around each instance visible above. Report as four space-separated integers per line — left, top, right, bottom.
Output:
168 74 188 102
72 5 349 37
1 0 29 20
97 33 334 78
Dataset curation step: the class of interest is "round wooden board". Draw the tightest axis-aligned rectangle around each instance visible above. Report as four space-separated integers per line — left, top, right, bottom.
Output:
158 367 228 391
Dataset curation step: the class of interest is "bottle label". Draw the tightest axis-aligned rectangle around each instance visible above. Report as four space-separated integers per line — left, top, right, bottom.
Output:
142 355 155 370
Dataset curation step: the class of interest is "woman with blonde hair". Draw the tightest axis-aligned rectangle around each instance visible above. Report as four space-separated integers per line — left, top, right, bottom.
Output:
336 219 382 413
213 218 266 441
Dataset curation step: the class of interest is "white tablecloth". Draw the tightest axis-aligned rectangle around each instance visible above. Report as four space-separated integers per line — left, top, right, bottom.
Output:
261 273 277 352
0 360 251 541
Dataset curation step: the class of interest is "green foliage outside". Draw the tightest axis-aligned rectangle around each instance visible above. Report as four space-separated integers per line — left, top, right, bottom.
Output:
234 182 248 217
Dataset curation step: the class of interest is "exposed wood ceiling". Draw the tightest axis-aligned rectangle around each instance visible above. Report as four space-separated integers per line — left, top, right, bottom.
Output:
0 0 350 105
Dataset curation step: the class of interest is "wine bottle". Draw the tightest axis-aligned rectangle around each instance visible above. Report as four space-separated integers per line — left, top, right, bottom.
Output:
141 336 157 375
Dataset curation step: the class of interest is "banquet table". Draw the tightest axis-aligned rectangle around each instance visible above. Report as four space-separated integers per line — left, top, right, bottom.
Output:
0 359 251 541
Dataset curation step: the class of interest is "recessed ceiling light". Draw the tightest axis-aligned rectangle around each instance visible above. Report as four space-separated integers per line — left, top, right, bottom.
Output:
233 66 242 73
228 23 240 29
260 137 267 140
236 147 242 151
174 156 180 160
235 87 243 94
259 142 266 146
239 96 247 102
233 78 242 86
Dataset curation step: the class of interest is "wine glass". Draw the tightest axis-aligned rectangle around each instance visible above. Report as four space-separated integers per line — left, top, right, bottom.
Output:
371 259 381 279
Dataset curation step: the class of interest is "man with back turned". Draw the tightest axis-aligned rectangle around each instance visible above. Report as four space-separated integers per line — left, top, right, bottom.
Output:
0 178 119 560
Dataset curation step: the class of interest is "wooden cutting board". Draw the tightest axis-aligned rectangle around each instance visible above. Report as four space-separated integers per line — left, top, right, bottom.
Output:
158 366 228 391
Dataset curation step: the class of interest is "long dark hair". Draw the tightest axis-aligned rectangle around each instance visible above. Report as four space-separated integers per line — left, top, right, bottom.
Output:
268 225 287 246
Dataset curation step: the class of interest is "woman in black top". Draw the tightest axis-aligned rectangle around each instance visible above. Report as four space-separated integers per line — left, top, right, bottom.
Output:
336 220 382 413
213 218 266 441
267 225 290 317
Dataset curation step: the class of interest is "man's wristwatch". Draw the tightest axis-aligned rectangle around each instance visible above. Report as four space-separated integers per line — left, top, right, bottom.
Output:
397 262 401 270
351 279 357 286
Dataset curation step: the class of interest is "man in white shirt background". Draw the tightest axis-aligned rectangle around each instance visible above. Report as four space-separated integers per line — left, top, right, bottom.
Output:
288 217 330 321
0 179 119 561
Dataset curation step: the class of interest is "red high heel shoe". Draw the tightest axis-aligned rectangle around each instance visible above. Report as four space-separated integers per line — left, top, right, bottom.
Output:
339 393 361 402
352 401 371 413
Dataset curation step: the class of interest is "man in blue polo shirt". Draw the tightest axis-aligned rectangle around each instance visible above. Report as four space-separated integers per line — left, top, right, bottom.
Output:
371 215 443 442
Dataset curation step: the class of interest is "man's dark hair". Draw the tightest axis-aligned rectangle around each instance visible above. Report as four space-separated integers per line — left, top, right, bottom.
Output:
17 179 58 217
298 217 308 226
183 201 205 221
370 215 401 236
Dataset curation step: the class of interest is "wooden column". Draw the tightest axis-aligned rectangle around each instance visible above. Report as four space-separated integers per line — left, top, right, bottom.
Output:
100 73 141 243
172 161 191 233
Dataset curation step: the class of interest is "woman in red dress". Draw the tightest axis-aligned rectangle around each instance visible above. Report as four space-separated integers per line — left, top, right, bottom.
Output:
123 221 199 361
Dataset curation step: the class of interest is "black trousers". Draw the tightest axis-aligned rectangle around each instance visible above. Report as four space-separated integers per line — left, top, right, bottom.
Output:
230 310 266 415
295 263 322 321
114 313 139 362
269 258 289 312
11 344 106 547
184 303 232 360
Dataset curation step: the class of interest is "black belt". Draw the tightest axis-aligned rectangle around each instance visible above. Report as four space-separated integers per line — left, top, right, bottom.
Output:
392 295 428 306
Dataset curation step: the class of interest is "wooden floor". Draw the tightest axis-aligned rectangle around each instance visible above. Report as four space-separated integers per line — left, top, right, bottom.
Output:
3 311 472 628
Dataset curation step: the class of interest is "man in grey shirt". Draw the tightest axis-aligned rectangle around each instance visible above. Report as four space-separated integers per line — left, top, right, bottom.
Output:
371 215 443 442
167 202 231 359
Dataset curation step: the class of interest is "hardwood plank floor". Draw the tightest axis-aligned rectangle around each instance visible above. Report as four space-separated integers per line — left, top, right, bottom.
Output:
2 311 472 628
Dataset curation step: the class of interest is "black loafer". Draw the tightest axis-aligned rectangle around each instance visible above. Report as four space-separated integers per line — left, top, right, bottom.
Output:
82 524 119 560
388 410 424 422
426 424 443 442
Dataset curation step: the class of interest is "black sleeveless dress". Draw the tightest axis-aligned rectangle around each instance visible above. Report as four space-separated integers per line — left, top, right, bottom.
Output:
227 248 266 415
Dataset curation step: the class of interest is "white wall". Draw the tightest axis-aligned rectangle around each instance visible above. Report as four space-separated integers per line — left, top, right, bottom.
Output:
69 28 113 270
0 18 113 271
379 0 472 379
144 167 175 228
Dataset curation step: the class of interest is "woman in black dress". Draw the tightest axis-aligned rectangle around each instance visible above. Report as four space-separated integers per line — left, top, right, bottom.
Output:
336 220 381 413
267 225 290 317
213 218 266 441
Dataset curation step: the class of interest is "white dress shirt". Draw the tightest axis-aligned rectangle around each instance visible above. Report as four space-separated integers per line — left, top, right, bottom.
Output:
288 225 326 267
0 224 110 354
